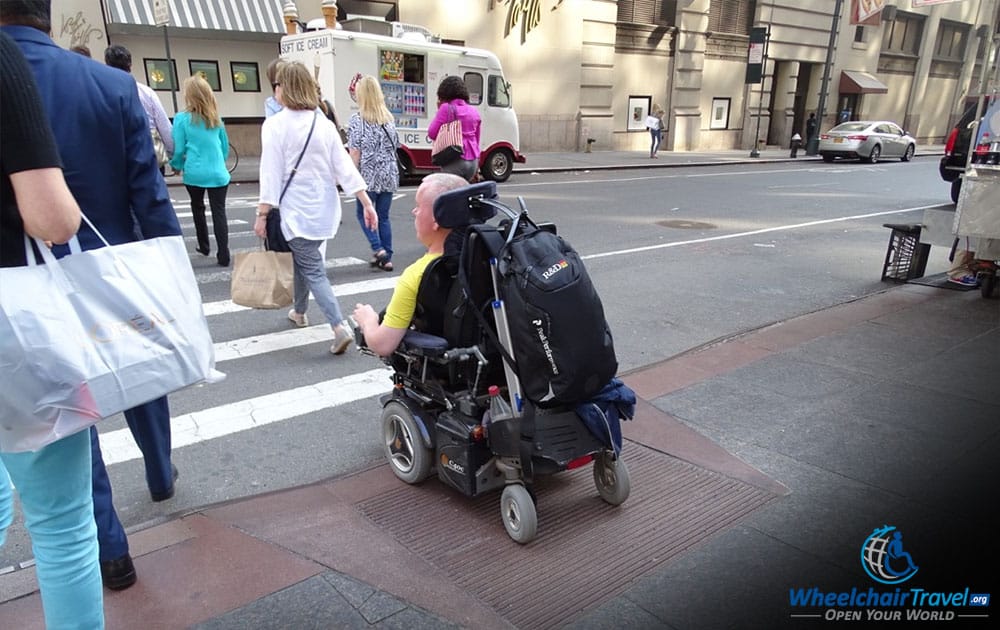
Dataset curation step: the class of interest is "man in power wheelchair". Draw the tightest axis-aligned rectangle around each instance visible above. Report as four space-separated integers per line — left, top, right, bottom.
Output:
352 175 634 543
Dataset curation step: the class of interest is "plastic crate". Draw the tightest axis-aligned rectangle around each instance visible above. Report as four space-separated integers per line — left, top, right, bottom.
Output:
881 223 931 282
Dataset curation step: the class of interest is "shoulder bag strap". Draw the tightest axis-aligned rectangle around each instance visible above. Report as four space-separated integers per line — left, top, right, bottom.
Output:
279 111 318 205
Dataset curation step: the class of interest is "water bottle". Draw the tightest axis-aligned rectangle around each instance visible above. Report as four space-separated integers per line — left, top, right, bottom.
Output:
488 385 513 424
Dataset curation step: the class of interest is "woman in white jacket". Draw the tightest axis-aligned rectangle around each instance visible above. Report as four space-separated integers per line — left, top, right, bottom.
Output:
254 61 377 355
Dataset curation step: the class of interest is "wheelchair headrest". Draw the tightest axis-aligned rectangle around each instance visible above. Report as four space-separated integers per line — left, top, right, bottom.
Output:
433 181 498 229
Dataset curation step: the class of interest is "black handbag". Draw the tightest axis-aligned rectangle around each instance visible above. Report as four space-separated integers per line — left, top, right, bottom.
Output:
265 112 317 253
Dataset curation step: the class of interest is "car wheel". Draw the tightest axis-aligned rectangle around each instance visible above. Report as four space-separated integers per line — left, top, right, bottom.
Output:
867 145 881 164
901 144 915 162
950 178 962 204
822 154 835 163
481 148 514 182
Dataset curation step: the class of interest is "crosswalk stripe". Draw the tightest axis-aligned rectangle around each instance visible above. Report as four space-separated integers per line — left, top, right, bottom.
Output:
214 324 339 362
98 368 392 466
202 275 399 316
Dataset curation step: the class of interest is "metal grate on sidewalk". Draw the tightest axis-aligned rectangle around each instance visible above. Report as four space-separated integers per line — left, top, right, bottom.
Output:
357 442 778 629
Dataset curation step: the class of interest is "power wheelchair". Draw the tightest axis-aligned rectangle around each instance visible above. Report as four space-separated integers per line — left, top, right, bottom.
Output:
355 181 631 544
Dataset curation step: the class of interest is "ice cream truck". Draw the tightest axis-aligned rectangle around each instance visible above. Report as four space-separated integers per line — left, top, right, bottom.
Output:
279 16 525 182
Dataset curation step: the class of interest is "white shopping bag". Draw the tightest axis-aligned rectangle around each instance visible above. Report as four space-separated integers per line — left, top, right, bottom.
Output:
0 221 223 452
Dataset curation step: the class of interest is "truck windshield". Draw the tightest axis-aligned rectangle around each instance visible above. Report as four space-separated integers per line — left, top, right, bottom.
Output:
489 75 510 108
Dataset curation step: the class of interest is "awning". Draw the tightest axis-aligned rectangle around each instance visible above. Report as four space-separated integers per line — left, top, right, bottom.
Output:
840 70 889 94
104 0 284 34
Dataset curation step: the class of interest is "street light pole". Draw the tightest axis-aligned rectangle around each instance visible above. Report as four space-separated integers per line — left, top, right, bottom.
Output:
807 0 843 155
749 26 770 158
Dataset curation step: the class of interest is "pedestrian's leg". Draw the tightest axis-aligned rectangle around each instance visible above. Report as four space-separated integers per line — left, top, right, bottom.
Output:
207 185 230 266
186 185 210 255
4 431 104 629
89 428 129 564
649 129 656 158
288 238 344 326
375 191 393 262
123 397 173 500
291 247 310 316
355 197 381 257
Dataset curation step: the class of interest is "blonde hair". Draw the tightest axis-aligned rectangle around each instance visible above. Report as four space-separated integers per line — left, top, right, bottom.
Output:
652 103 664 115
276 62 319 111
182 75 221 128
355 76 393 125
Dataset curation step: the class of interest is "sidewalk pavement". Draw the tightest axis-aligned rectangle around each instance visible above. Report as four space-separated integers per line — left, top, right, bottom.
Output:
169 144 946 186
6 145 995 630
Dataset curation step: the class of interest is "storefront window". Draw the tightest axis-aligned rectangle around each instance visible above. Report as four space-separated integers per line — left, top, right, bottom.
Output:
230 62 260 93
144 58 177 91
881 13 923 55
189 60 221 91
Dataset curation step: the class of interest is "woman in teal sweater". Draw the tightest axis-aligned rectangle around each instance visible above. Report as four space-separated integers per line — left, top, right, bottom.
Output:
171 75 232 266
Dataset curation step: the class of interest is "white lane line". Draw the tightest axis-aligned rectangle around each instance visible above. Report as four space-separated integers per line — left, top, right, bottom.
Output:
98 368 392 466
582 204 948 261
178 219 248 228
202 275 399 316
194 256 366 284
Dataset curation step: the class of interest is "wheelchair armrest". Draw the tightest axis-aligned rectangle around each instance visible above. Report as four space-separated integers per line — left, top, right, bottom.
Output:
398 330 450 358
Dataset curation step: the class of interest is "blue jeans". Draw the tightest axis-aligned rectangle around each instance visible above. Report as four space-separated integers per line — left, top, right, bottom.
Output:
356 191 393 261
288 237 345 326
650 128 662 156
1 431 104 629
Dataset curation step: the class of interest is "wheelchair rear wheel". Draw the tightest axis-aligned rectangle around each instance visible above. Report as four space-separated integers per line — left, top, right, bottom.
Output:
381 401 433 484
500 483 538 544
593 451 630 506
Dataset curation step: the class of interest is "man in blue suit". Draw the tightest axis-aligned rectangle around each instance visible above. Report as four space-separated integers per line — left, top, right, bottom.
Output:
3 0 181 591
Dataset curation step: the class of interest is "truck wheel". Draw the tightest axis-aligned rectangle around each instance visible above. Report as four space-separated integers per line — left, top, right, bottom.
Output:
482 148 514 182
950 178 961 204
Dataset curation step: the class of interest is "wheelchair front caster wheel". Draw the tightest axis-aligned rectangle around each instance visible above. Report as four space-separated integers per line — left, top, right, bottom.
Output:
381 401 432 484
594 451 630 506
500 484 537 544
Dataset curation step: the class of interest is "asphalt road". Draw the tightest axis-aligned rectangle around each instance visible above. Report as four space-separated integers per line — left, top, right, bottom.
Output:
0 158 956 571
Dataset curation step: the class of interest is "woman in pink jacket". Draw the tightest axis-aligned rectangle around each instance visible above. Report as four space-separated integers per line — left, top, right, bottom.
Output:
427 75 481 182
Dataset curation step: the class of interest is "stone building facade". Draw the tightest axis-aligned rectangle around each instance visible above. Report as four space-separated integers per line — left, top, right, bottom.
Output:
52 0 1000 155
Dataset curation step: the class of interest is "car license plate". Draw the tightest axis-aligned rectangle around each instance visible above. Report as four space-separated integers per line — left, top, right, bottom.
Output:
834 137 844 143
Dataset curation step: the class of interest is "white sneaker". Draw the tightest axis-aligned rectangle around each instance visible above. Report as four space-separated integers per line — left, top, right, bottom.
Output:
330 322 354 355
287 309 308 328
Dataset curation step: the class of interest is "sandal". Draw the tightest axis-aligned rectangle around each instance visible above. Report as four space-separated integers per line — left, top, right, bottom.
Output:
369 249 387 267
377 259 393 272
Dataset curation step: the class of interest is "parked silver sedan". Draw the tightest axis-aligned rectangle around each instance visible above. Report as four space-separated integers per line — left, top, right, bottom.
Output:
818 121 916 163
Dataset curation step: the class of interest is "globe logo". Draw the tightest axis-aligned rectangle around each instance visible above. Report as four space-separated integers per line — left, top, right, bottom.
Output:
861 525 919 585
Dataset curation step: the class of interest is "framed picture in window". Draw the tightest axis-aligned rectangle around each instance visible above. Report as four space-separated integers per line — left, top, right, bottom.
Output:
189 60 221 91
710 97 731 130
144 58 177 92
230 61 261 93
627 95 651 131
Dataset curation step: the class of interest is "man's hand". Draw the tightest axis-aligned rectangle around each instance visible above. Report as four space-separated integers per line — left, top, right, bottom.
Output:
352 303 378 332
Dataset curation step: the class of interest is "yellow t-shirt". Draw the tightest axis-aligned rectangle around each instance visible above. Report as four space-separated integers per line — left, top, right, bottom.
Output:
382 252 441 329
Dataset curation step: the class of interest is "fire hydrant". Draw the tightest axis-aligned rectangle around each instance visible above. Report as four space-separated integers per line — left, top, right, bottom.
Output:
790 133 802 158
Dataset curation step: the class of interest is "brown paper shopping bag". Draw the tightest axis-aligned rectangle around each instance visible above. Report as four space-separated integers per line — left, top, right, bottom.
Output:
231 250 294 309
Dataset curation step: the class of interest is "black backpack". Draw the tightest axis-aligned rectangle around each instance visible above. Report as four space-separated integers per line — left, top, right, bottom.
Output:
464 215 617 407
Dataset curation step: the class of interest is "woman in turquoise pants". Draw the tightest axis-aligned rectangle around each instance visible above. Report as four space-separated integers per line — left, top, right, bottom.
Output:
1 431 104 629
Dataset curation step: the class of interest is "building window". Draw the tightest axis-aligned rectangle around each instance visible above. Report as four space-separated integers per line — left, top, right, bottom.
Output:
616 0 676 26
708 0 756 36
881 12 923 55
144 58 177 91
230 62 260 93
189 60 221 91
933 21 968 61
854 26 865 43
